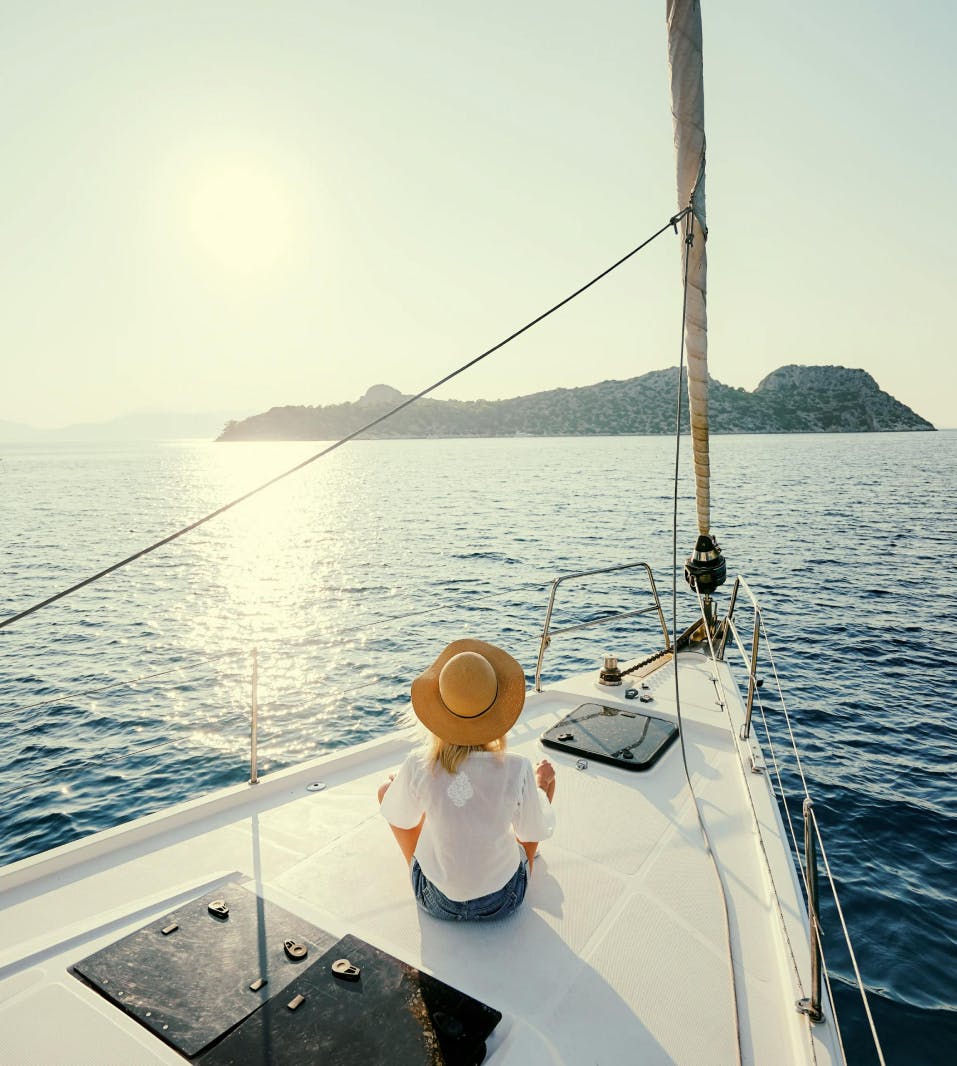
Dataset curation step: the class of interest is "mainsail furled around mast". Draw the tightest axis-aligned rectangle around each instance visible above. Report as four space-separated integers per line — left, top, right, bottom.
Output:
667 0 709 536
667 0 725 595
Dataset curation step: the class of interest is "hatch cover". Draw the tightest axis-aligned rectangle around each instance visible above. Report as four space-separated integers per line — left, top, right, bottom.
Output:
72 881 337 1058
199 933 501 1066
541 702 678 770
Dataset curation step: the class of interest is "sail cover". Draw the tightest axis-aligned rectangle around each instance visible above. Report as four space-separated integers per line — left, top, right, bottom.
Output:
667 0 711 536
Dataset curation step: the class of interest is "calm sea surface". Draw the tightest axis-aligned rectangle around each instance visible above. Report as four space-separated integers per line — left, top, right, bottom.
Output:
1 432 954 1064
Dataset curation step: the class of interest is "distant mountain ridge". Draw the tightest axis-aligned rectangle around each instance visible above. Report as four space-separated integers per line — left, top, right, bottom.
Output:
217 365 934 441
0 410 243 442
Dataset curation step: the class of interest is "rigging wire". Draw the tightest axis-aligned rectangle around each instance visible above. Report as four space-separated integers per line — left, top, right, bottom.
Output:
716 589 885 1064
720 597 851 1057
691 584 824 1064
755 608 887 1064
0 211 689 635
697 595 808 994
809 813 886 1065
725 611 814 901
724 615 808 883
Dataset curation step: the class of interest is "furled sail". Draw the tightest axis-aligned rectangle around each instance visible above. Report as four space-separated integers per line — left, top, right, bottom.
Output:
667 0 710 537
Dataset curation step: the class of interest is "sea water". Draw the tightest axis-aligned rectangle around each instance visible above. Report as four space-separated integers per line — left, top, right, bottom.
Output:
1 432 954 1064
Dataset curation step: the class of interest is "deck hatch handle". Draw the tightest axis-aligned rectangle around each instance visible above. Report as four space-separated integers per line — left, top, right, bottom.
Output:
71 880 338 1058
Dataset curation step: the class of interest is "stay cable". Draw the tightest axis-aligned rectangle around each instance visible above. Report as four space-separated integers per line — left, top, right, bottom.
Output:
0 209 689 633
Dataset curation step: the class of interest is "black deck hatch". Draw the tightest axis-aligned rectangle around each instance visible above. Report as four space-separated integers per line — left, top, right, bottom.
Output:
73 886 501 1063
72 881 337 1058
199 933 502 1065
541 701 678 770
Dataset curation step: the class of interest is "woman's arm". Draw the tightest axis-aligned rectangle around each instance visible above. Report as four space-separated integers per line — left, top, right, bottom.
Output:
518 759 557 871
378 773 426 865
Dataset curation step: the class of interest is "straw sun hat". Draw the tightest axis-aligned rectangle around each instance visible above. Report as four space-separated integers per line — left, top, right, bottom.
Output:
410 639 526 746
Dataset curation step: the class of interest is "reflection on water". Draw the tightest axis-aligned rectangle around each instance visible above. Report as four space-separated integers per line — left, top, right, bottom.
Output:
1 432 956 1063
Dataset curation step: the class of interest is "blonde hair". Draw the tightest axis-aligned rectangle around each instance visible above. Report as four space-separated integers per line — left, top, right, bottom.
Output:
400 703 507 774
427 732 507 775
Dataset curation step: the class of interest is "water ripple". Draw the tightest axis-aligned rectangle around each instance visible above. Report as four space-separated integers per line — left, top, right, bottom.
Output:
1 431 955 1065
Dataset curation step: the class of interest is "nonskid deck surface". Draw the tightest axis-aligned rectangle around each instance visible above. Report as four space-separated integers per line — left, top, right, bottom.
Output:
0 653 837 1065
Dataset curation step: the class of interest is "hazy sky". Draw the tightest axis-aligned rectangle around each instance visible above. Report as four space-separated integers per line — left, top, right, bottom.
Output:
3 1 954 428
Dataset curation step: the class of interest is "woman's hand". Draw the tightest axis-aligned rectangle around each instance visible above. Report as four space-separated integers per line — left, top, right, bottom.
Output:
376 773 396 805
535 759 556 803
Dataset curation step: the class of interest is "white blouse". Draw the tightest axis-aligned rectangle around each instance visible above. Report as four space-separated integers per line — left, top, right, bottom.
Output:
380 750 556 902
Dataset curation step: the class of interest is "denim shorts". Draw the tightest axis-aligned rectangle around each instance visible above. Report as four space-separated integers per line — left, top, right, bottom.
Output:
411 854 529 922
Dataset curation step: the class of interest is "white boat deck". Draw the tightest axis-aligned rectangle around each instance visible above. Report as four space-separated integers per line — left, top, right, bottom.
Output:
0 650 843 1065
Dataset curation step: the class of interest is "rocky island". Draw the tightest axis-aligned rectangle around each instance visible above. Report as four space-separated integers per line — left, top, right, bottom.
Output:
217 365 934 441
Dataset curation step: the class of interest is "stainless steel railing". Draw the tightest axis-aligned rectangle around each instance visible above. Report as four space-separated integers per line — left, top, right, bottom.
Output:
249 647 260 784
716 577 886 1063
797 797 824 1023
533 561 671 691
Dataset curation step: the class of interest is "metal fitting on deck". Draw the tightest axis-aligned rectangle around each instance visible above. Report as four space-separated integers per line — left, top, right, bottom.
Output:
684 533 727 594
598 653 623 686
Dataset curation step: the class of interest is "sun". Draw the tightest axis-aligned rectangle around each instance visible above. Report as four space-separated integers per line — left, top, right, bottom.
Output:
184 159 298 277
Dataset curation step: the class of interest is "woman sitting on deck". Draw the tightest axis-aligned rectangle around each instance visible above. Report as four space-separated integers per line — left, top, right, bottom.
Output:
378 639 556 922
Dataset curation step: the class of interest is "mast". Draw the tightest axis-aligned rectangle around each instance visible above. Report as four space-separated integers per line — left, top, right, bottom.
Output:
666 0 726 598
